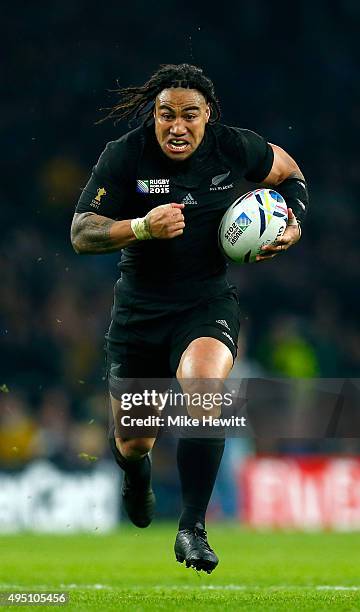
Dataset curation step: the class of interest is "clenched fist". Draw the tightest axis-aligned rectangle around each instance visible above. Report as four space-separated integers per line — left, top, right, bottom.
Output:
146 203 185 239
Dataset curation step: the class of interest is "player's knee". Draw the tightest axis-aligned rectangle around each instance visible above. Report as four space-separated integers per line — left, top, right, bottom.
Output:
176 338 233 380
116 437 154 459
177 362 219 381
177 374 224 395
187 403 222 419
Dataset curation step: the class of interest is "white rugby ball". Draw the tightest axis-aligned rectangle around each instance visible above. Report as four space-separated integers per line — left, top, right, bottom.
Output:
218 189 288 264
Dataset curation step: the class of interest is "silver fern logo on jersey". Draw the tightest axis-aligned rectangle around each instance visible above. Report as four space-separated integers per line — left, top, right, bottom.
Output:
210 171 233 191
136 179 170 194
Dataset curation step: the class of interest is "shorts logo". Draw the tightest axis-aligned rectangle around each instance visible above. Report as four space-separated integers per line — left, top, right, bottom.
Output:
216 319 230 330
90 186 107 209
221 331 235 346
137 179 170 194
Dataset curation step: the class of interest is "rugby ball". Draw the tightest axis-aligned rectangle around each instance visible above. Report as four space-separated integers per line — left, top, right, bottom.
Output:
218 189 288 263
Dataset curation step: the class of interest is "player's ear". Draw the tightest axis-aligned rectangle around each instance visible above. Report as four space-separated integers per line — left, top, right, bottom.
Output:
205 104 210 122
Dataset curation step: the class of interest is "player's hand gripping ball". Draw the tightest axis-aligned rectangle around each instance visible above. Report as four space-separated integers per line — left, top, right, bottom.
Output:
218 189 290 264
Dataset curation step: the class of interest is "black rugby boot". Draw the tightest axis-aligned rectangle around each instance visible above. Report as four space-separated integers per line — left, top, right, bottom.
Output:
174 522 219 573
109 430 155 528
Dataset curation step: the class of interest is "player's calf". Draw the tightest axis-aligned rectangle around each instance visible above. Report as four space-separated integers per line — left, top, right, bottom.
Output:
109 429 156 528
116 437 155 460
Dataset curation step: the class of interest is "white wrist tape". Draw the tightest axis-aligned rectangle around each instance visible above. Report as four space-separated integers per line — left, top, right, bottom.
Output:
130 216 153 240
287 216 302 238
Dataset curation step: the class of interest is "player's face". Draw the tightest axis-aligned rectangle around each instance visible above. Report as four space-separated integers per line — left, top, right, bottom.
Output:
154 88 210 161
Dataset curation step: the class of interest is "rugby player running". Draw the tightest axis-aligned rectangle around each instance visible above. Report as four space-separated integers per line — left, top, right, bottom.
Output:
71 64 308 573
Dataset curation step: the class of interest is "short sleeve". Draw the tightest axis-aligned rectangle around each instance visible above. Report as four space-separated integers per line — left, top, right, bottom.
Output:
239 129 274 182
75 139 133 219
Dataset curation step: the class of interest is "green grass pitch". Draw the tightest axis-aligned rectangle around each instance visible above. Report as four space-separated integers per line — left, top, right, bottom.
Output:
1 524 360 611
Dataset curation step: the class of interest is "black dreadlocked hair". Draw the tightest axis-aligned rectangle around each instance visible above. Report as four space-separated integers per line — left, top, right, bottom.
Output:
98 63 221 125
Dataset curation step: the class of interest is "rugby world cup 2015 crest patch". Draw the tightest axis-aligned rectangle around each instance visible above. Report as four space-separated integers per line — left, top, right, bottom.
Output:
90 187 107 209
136 179 170 194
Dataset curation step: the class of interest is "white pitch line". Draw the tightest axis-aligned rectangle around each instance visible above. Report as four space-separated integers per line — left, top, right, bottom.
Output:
317 586 360 591
1 583 360 592
60 584 110 590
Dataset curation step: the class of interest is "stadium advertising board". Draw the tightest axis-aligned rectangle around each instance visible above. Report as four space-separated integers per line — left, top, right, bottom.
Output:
0 460 120 533
241 457 360 530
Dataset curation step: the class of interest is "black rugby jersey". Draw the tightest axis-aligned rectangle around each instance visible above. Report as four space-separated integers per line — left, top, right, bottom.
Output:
76 122 273 300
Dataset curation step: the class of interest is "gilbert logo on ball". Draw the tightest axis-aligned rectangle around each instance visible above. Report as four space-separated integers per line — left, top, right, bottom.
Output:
218 189 288 264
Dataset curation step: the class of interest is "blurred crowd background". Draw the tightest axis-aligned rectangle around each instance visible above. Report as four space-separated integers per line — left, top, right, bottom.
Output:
1 0 359 519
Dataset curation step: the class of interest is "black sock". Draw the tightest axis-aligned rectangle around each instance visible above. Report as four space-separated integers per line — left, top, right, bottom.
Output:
177 437 225 530
109 432 151 487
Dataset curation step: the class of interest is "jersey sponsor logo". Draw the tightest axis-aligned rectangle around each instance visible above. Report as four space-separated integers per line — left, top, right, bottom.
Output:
90 187 107 209
136 179 170 194
210 171 233 192
216 319 230 330
181 192 198 206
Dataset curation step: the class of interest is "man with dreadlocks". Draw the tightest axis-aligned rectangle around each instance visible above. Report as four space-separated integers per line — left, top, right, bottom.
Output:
71 63 308 573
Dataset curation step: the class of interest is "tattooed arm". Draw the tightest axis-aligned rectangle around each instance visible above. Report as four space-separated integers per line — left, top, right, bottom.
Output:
71 204 186 254
70 212 137 254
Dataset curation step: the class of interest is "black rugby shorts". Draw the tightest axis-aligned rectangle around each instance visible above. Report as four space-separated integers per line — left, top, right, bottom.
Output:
105 286 241 380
